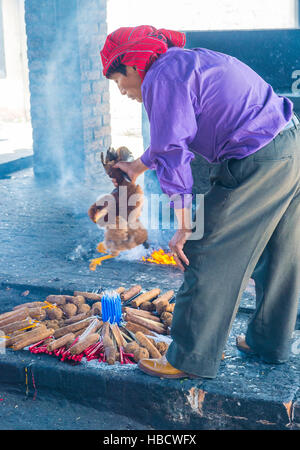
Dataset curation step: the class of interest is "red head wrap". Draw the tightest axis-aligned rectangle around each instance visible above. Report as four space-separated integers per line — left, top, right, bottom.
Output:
100 25 186 81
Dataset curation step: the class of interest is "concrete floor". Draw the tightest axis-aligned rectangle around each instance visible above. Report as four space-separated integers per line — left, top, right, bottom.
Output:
0 287 299 430
0 383 154 430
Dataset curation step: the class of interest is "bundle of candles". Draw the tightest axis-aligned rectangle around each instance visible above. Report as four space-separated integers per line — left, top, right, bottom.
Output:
0 284 175 366
28 334 135 364
101 290 122 325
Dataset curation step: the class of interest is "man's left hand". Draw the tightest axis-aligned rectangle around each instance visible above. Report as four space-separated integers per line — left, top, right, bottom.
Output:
169 228 191 272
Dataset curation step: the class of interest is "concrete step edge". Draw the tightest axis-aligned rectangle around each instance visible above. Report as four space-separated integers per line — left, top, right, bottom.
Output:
0 350 296 430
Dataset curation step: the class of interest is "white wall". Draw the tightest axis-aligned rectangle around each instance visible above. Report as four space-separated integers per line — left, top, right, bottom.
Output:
107 0 297 33
0 0 30 121
107 0 297 158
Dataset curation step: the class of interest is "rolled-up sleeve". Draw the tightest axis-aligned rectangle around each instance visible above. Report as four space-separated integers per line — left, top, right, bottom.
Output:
141 79 198 208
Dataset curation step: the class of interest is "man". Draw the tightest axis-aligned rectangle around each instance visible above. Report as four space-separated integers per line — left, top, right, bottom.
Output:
100 25 300 379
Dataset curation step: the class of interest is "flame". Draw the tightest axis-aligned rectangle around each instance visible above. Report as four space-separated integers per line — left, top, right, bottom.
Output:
90 244 177 270
142 248 177 266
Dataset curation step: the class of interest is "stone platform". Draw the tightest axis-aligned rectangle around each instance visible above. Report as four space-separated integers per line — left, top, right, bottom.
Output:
0 169 299 430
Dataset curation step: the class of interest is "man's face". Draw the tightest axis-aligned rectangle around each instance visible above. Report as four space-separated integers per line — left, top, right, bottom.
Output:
109 66 143 103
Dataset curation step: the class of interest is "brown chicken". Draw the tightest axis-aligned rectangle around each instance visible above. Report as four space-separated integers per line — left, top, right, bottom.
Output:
88 146 148 267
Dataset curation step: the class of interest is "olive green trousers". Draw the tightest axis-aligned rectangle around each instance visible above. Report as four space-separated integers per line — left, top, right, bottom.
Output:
166 122 300 378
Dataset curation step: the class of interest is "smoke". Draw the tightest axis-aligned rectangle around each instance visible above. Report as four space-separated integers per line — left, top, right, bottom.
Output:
117 244 148 261
31 1 102 191
29 2 184 263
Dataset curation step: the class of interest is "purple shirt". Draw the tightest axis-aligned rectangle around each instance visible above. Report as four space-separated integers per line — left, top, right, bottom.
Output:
140 47 293 208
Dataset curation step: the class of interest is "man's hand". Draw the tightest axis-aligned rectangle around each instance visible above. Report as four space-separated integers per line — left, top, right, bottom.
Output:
169 207 192 271
169 228 191 271
112 157 148 186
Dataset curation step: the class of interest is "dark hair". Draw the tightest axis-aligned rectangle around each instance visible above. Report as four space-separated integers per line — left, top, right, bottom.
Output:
107 63 127 78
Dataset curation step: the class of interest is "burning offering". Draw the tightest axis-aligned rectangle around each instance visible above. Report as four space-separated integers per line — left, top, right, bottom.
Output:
142 248 177 266
88 147 148 269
